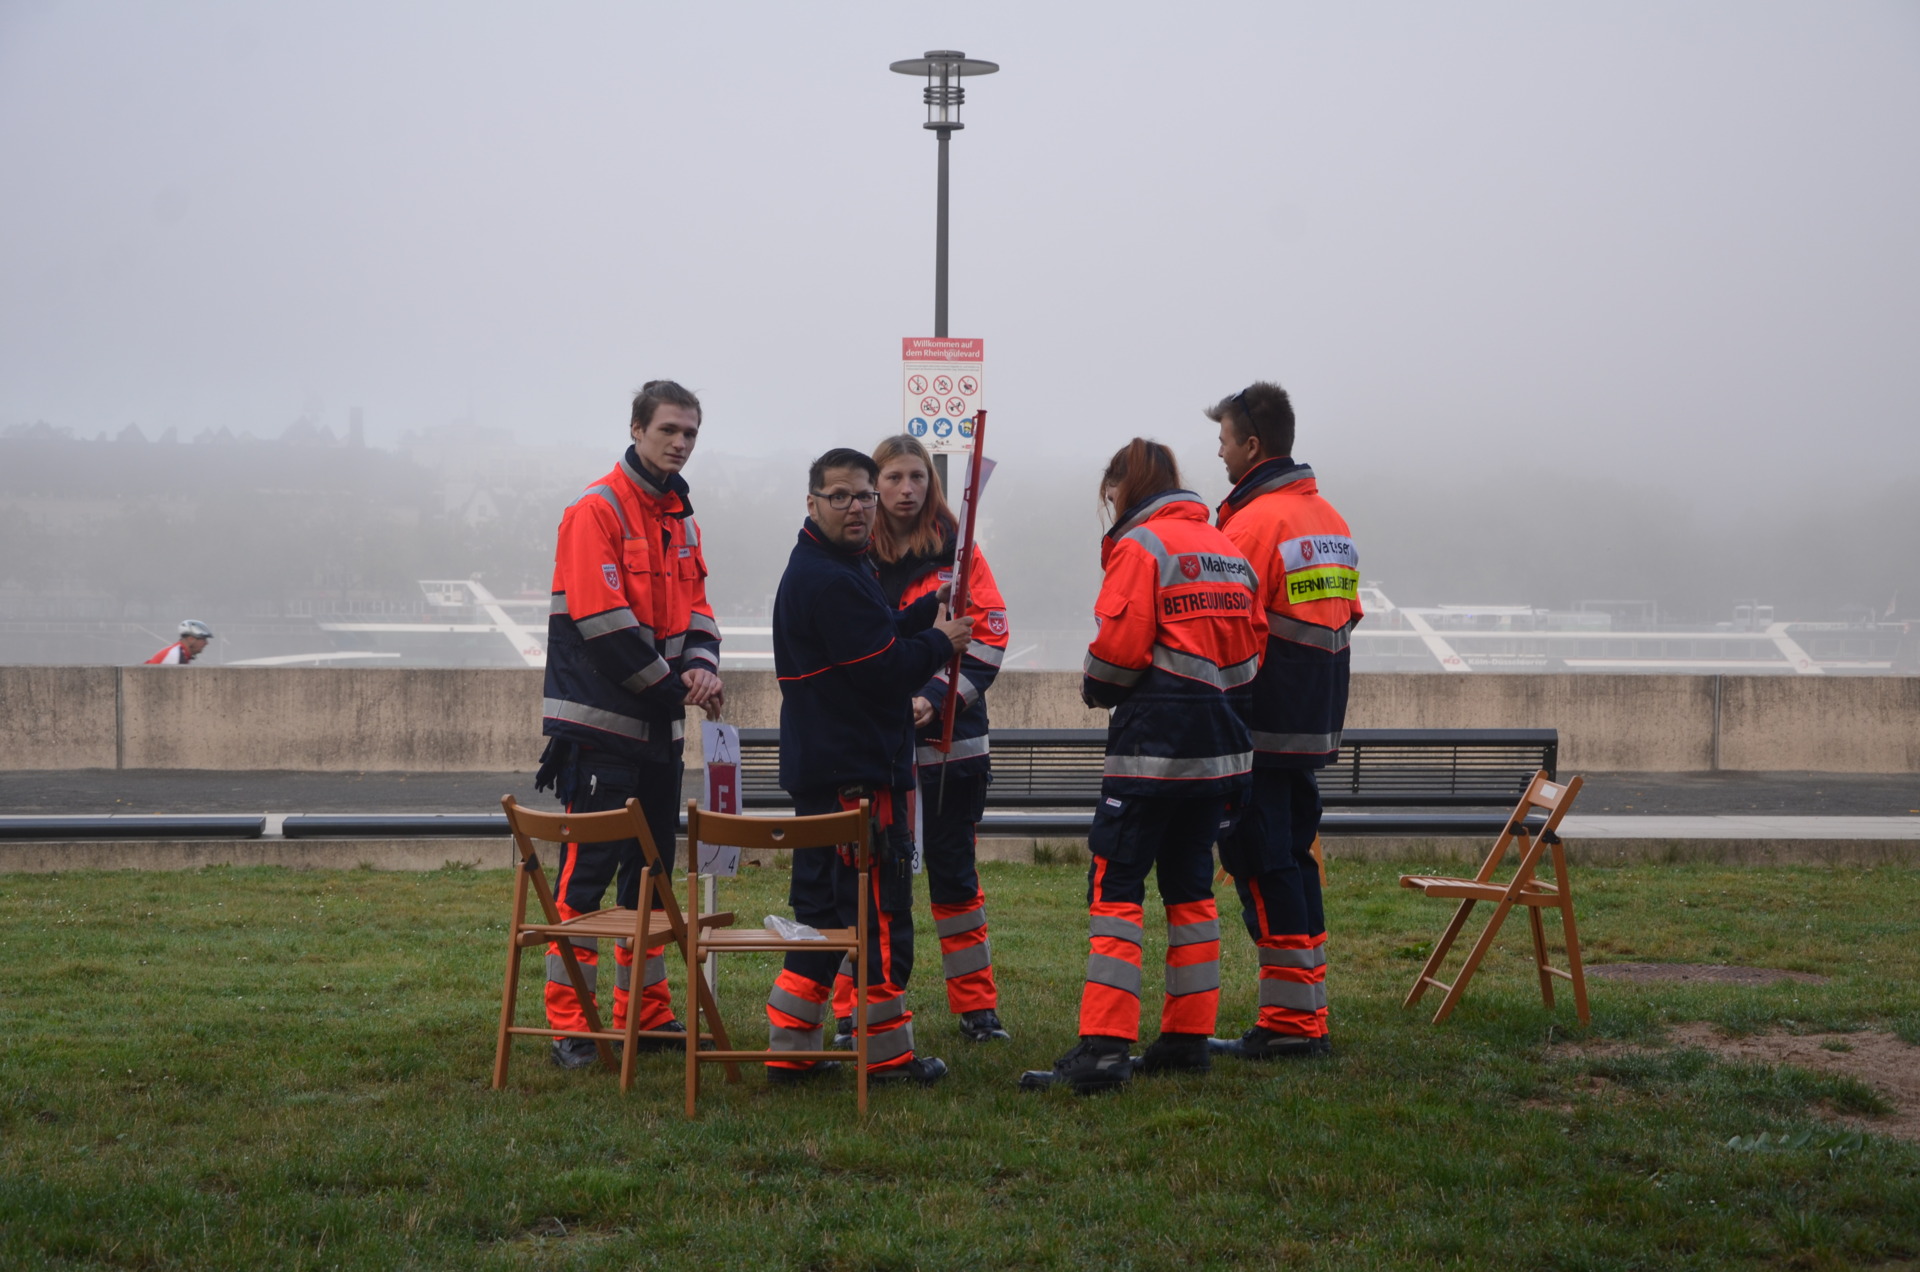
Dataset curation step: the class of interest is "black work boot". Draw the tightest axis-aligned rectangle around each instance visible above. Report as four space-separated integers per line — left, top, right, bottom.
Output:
869 1055 949 1086
1134 1031 1212 1075
1208 1026 1332 1061
626 1018 687 1053
549 1038 602 1070
832 1016 854 1049
958 1008 1011 1042
1019 1036 1133 1094
767 1060 841 1087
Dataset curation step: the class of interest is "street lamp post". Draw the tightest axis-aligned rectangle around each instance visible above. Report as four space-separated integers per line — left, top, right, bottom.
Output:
890 50 997 488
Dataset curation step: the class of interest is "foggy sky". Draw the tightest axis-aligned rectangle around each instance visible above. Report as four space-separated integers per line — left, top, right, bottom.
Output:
3 1 1917 503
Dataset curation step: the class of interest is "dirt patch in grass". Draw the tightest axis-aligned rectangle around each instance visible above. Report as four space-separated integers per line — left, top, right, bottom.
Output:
1588 962 1829 986
1567 1024 1920 1142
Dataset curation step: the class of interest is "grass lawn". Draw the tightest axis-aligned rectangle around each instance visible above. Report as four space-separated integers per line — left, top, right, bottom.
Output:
3 858 1918 1271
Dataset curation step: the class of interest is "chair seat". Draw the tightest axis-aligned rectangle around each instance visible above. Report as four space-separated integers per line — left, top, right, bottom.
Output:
522 908 736 940
696 926 860 951
1400 875 1561 902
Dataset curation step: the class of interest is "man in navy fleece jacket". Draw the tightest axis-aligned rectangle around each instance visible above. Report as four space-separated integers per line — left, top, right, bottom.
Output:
763 447 975 1087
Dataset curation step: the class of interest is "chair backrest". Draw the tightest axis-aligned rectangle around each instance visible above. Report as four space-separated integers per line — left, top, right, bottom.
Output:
684 800 870 866
499 796 665 869
1474 770 1584 883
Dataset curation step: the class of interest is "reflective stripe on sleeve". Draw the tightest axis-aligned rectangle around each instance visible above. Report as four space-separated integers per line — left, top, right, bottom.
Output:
549 592 568 615
572 485 635 540
621 658 673 694
969 643 1006 668
1084 651 1145 685
686 612 721 640
957 675 982 708
576 607 641 639
1103 752 1253 781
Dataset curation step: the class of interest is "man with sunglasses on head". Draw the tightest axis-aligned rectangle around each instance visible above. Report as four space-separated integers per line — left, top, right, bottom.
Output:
763 447 975 1088
534 379 724 1070
1207 381 1362 1061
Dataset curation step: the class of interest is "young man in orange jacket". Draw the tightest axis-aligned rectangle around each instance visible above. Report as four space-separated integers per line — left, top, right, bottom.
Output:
1208 382 1362 1060
534 380 724 1069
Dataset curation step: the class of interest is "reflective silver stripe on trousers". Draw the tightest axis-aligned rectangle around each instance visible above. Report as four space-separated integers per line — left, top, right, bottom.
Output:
970 642 1006 668
1167 919 1220 946
1260 979 1329 1011
546 953 597 991
549 592 568 615
1104 751 1253 781
863 1021 914 1063
942 943 992 978
1165 960 1221 996
1086 952 1143 996
1089 915 1144 944
917 734 990 766
1150 644 1259 691
864 997 906 1026
643 954 666 987
543 698 654 742
1084 650 1145 685
573 485 635 539
1266 612 1357 652
1260 946 1328 970
769 1024 822 1051
935 908 987 938
1250 730 1341 754
768 985 826 1023
621 657 673 694
576 607 640 639
686 612 721 639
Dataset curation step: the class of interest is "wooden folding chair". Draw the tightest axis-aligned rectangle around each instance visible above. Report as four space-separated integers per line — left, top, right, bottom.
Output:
493 795 741 1092
1400 771 1589 1025
682 800 874 1117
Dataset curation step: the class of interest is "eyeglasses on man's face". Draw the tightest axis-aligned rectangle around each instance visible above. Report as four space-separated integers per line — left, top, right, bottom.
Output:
811 489 880 510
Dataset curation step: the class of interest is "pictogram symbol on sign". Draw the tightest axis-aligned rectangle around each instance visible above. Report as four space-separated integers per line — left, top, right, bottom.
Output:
933 418 953 437
908 417 929 437
907 374 928 395
921 396 940 416
959 417 975 438
958 375 978 395
933 375 953 395
946 397 965 416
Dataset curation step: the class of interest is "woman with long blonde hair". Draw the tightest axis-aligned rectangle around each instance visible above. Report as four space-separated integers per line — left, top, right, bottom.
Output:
828 432 1013 1045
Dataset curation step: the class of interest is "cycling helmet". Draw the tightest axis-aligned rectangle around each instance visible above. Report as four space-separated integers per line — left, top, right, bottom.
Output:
179 619 215 640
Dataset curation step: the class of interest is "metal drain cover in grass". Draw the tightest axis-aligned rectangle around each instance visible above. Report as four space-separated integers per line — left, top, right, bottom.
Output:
1588 963 1829 985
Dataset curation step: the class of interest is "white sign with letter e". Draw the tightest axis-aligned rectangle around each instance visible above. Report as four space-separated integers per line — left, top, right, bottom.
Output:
901 337 984 455
698 722 742 876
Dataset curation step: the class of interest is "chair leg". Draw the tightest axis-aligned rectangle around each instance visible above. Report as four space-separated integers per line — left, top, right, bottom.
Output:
1528 904 1555 1010
689 956 742 1084
1405 898 1476 1010
1432 897 1519 1023
494 936 523 1090
685 868 701 1119
1553 843 1591 1026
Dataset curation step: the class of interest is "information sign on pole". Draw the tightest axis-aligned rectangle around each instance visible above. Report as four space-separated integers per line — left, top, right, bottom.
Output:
901 337 984 455
698 722 742 877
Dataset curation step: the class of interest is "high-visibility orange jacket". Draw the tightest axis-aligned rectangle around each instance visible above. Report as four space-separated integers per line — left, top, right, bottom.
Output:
542 447 720 762
145 642 195 665
1083 491 1263 798
1215 458 1363 768
874 534 1009 776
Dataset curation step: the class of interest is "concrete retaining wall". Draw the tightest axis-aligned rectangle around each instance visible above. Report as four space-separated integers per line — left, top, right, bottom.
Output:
1 667 1914 774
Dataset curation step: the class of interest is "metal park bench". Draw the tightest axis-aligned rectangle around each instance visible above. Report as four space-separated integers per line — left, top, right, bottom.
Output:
734 727 1559 836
